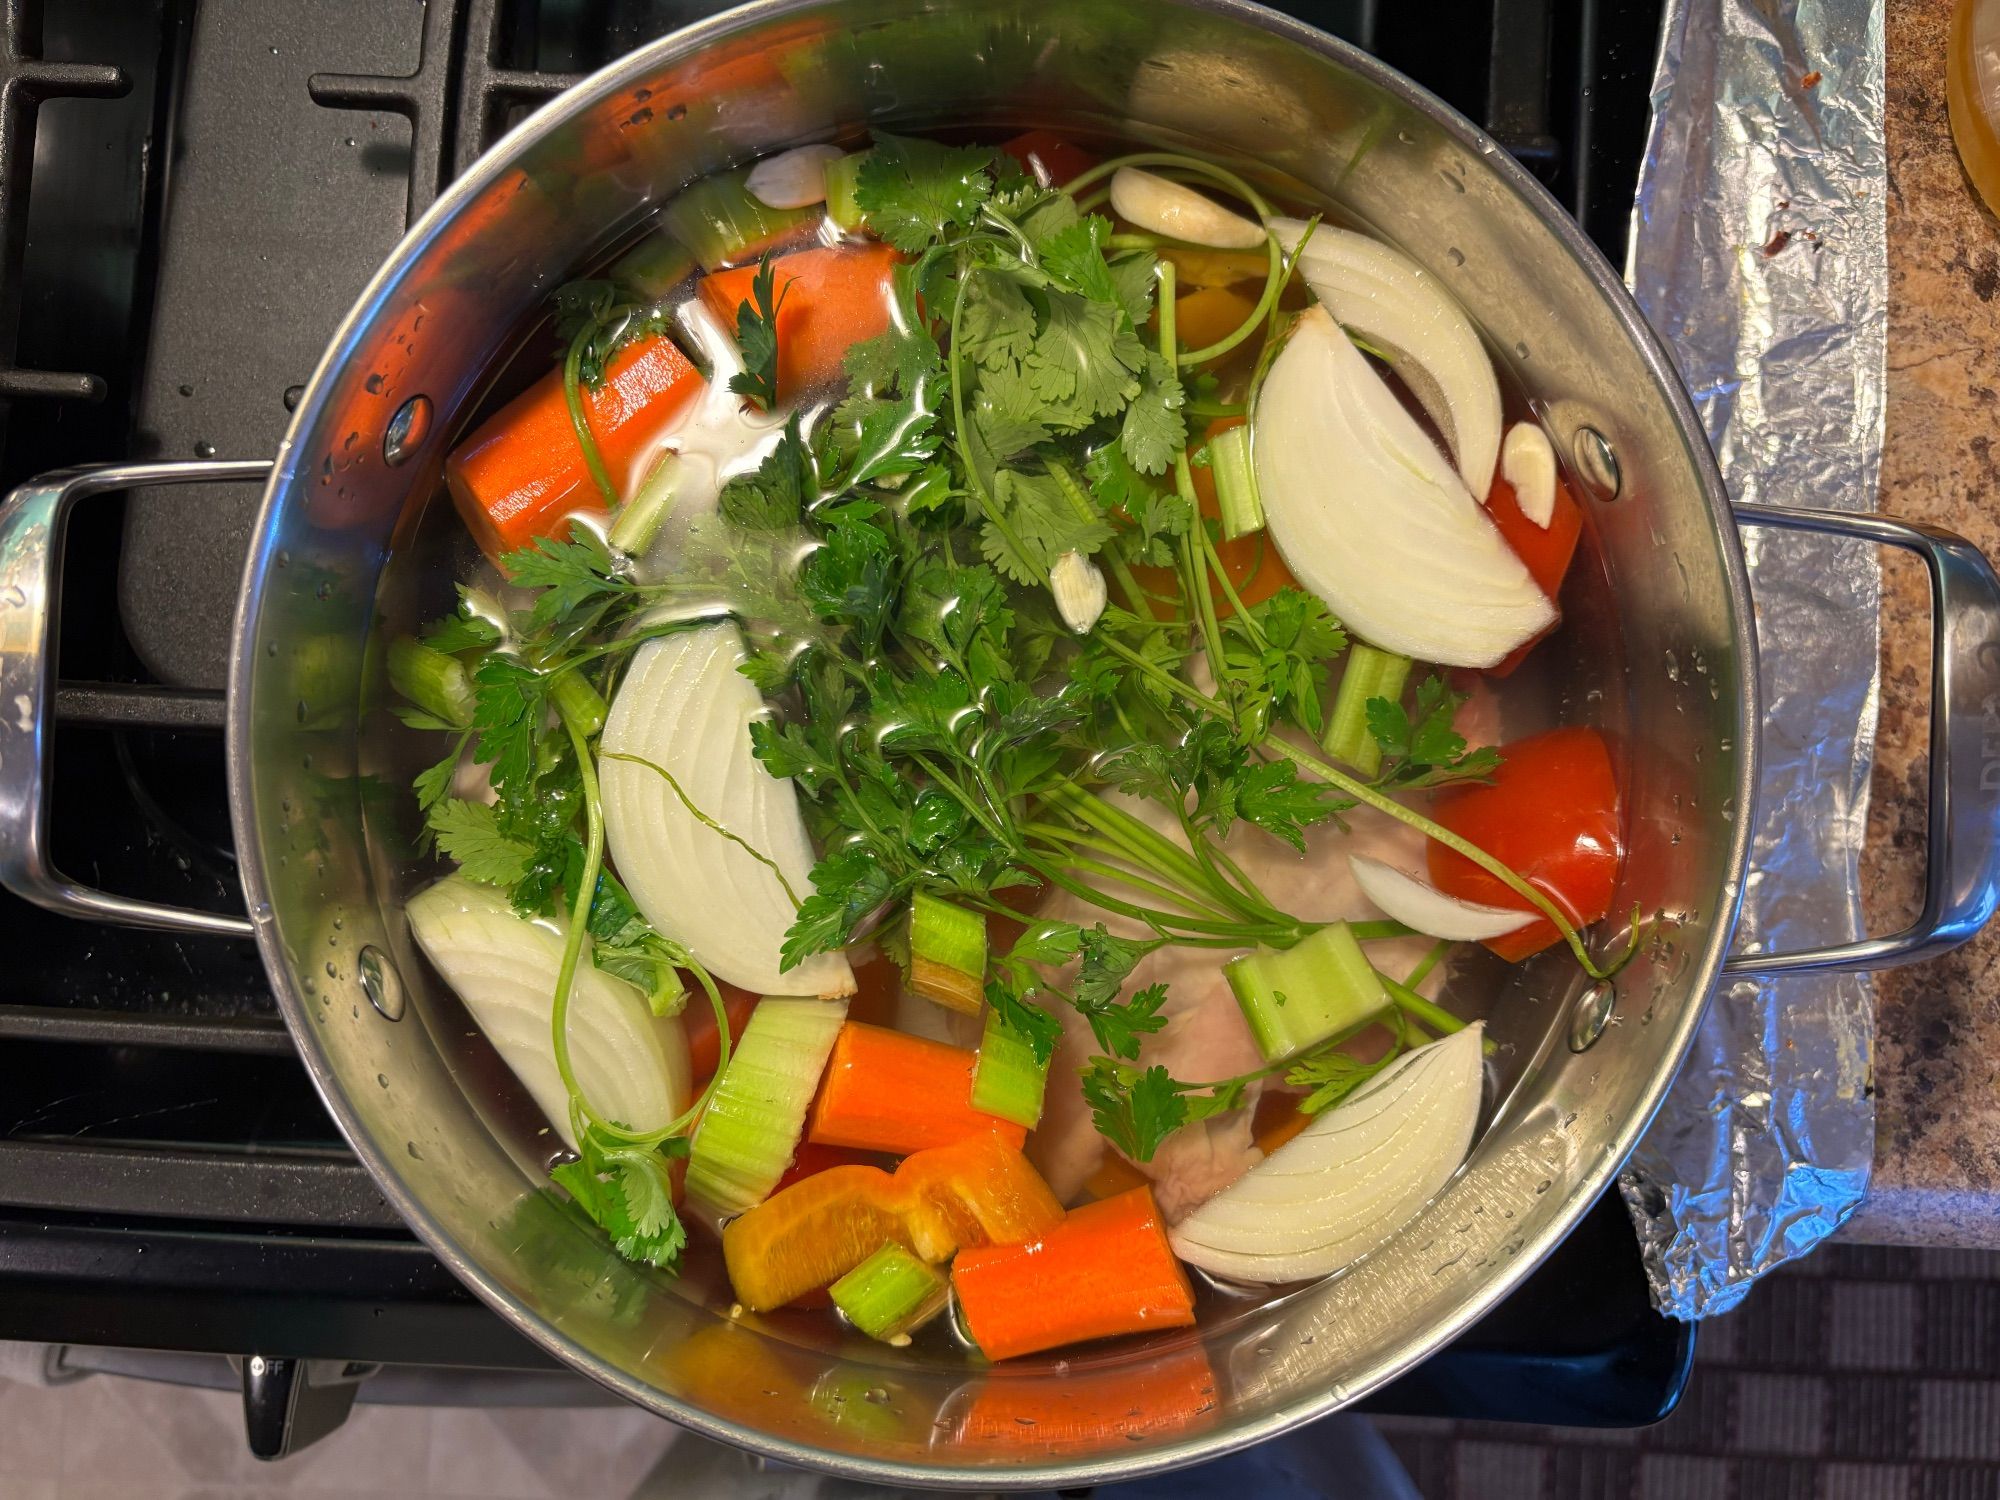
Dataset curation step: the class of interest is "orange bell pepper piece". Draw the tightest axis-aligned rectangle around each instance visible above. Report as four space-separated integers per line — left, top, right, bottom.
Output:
894 1131 1062 1250
1170 285 1259 353
999 129 1099 188
697 242 903 401
807 1021 1027 1154
445 332 704 562
721 1138 1061 1312
951 1186 1196 1360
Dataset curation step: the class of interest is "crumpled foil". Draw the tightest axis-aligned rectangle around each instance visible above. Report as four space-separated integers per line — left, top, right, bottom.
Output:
1616 0 1887 1318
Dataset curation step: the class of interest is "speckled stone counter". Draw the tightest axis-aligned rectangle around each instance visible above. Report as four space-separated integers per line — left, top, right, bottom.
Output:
1841 0 2000 1245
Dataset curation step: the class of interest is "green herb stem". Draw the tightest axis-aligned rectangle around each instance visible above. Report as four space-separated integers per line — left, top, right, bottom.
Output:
562 318 621 509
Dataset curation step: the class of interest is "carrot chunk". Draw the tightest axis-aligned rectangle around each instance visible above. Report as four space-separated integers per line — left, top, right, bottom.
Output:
807 1021 1026 1154
697 242 902 401
951 1186 1197 1360
445 332 703 561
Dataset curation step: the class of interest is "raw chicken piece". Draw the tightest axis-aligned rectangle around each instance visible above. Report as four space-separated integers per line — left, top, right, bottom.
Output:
1026 790 1447 1221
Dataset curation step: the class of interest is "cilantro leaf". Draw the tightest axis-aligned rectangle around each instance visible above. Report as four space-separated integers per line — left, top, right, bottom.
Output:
978 468 1114 585
726 252 787 411
553 1139 689 1270
956 271 1039 373
854 132 995 252
1038 215 1121 304
428 798 535 886
1367 674 1503 790
1022 292 1145 425
1119 351 1188 476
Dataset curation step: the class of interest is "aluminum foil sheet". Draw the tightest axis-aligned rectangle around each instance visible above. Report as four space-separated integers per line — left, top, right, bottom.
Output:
1617 0 1887 1318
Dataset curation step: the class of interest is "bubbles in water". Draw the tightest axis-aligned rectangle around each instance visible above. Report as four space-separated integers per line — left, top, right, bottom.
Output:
1446 247 1465 266
862 1387 890 1406
325 960 337 978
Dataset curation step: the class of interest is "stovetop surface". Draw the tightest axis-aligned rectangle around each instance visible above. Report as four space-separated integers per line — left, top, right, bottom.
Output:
0 0 1684 1432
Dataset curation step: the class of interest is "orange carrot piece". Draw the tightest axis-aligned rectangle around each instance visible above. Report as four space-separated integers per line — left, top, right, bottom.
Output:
1082 1151 1149 1202
807 1022 1027 1154
999 130 1098 188
894 1132 1061 1249
697 242 902 401
953 1344 1217 1456
951 1186 1196 1360
445 332 703 562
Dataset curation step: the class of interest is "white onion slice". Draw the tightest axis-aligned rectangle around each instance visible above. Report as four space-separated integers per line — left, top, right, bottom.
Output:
1252 307 1553 667
1110 167 1265 250
600 622 855 998
1349 855 1534 942
1269 217 1501 497
1500 422 1558 529
1168 1025 1483 1282
745 144 845 210
407 876 692 1151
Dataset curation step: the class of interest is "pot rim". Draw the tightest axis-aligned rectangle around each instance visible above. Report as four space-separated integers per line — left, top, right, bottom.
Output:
228 0 1756 1484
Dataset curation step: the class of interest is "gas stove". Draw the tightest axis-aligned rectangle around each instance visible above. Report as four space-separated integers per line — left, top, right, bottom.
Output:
0 0 1681 1462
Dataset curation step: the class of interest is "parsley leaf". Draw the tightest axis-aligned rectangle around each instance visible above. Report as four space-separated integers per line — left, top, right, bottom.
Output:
988 978 1064 1068
1008 920 1085 967
1229 759 1345 853
428 799 535 886
468 657 547 798
784 844 902 970
718 416 815 531
1287 1044 1402 1114
1367 674 1503 790
726 252 787 411
501 532 631 632
1082 1061 1187 1162
423 603 502 655
853 132 995 252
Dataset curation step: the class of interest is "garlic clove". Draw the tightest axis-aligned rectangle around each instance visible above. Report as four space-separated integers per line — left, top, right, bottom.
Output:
1500 422 1558 529
1051 550 1109 634
1109 167 1266 250
745 144 846 210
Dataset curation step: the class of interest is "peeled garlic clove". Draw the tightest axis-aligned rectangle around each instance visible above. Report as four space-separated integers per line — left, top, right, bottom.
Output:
1109 167 1265 250
1051 550 1108 633
746 144 846 210
1500 422 1558 529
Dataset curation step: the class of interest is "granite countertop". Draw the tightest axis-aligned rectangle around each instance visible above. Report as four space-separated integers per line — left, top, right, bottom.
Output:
1843 0 2000 1244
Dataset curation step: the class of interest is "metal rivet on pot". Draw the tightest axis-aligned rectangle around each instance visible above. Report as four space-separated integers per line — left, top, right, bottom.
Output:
383 395 432 467
1569 980 1615 1052
1571 426 1622 501
358 944 404 1021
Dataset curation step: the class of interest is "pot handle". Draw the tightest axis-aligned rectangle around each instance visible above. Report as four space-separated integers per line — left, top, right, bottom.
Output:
1723 503 2000 976
0 460 272 938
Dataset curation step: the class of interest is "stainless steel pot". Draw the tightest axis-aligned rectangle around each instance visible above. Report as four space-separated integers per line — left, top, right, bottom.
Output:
6 0 2000 1486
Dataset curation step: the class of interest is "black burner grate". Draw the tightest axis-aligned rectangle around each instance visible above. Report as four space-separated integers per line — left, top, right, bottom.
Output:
0 0 127 427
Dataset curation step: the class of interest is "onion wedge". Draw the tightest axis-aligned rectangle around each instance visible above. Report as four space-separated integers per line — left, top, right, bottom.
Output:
1252 306 1553 667
407 875 692 1150
600 622 855 998
1349 855 1533 942
1168 1024 1483 1283
1269 217 1501 497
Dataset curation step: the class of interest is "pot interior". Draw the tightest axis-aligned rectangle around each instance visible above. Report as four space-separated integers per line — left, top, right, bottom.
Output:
233 0 1750 1484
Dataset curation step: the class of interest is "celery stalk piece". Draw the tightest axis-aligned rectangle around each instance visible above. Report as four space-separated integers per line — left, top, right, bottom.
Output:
609 451 684 557
686 997 848 1215
388 637 475 728
1322 644 1412 777
969 1005 1048 1128
823 151 869 235
1208 424 1264 539
609 231 696 301
830 1242 950 1344
660 167 817 273
906 891 986 1016
1225 923 1388 1062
